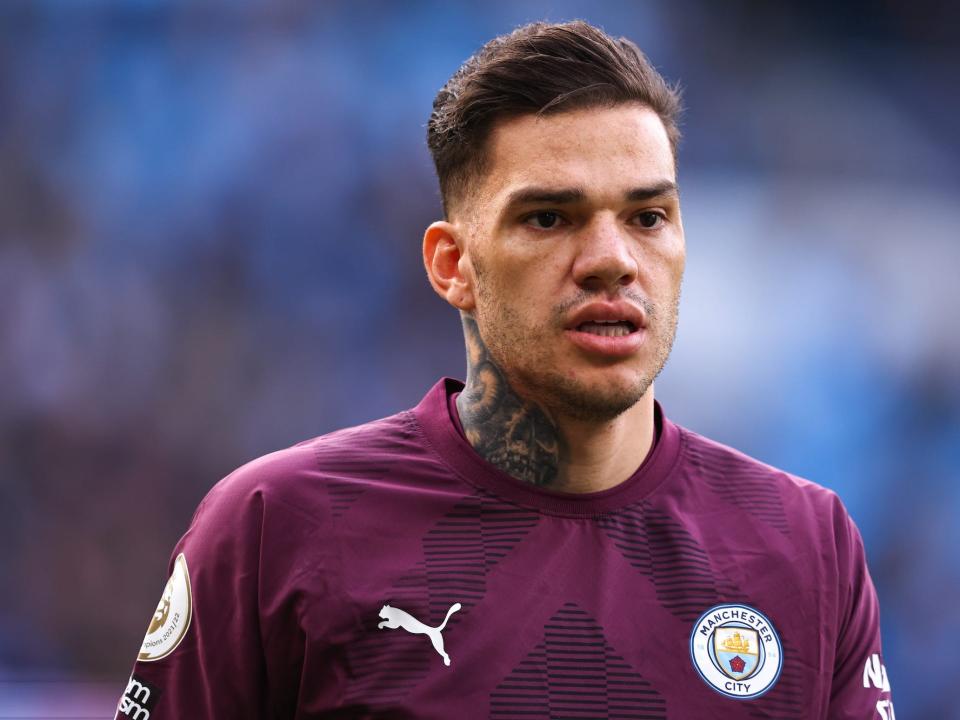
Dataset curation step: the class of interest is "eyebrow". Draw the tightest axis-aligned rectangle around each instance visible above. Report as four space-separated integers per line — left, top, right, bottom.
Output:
504 181 679 208
626 181 679 201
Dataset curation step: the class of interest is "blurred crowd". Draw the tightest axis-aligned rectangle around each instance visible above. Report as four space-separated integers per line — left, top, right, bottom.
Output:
1 0 958 717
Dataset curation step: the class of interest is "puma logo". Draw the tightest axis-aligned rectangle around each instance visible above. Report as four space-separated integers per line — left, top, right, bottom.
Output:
377 602 462 666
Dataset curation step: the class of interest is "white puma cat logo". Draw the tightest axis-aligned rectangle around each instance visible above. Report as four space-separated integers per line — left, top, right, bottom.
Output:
377 602 462 666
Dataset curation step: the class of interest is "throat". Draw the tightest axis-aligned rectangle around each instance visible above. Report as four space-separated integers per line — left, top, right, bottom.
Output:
456 371 561 487
457 314 561 487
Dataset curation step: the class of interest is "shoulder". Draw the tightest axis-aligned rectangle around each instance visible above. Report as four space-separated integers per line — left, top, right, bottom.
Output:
676 424 851 536
193 409 429 529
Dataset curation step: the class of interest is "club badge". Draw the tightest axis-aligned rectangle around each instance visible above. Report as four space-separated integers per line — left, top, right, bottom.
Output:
690 603 782 699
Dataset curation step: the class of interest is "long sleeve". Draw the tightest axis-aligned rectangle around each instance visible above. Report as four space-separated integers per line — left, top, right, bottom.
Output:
114 455 321 720
828 500 895 719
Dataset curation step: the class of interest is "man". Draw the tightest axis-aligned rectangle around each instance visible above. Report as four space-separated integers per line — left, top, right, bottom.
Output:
116 20 895 720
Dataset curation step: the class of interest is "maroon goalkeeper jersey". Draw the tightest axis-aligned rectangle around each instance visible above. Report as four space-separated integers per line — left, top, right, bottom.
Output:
115 378 894 719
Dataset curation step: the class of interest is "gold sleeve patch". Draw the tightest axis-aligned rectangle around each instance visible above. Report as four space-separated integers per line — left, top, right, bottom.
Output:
138 553 193 662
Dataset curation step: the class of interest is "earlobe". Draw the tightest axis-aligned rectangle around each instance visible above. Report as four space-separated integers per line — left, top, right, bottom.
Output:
422 221 476 311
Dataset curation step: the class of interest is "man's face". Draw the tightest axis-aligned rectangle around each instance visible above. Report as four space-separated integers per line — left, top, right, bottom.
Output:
458 103 685 422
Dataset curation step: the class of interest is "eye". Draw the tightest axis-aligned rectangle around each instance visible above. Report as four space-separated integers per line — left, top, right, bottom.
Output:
524 211 565 230
635 211 664 229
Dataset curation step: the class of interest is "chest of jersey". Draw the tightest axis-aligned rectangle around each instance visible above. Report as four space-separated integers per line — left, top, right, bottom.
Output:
302 491 829 719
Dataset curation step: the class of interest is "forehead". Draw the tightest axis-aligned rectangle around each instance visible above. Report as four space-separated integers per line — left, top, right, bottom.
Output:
477 104 675 206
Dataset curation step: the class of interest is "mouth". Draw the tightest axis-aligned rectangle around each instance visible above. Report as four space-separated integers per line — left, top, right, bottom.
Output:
574 320 638 338
563 301 648 358
565 321 645 359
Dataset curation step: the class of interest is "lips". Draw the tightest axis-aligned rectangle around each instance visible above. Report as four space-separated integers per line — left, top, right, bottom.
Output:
565 301 648 332
564 301 647 358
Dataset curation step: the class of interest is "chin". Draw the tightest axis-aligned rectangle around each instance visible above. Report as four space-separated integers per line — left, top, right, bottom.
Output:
533 367 652 423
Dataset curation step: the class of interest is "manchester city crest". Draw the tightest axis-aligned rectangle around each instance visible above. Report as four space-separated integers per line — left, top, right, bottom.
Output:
690 604 782 699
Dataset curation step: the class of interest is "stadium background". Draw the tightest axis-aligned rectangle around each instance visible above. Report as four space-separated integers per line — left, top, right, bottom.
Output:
1 0 957 717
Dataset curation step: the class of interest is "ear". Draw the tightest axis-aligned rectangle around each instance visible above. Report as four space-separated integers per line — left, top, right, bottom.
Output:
423 220 476 312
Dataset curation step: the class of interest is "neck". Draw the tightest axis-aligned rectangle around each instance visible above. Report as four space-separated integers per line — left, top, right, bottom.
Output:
455 315 655 493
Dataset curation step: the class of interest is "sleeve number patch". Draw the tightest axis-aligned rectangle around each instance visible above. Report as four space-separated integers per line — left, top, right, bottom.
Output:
862 653 895 719
875 699 896 720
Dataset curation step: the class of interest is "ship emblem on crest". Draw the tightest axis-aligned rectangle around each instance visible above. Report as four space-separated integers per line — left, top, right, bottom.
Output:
714 627 760 679
690 603 782 700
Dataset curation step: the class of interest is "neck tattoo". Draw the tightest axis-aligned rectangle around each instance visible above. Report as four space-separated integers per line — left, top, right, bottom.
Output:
455 314 561 487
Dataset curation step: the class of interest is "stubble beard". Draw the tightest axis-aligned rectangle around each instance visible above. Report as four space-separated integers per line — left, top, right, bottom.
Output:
473 273 681 424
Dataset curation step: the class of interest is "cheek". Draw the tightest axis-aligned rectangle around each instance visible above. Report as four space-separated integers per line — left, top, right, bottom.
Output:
483 254 563 316
484 290 540 334
647 241 685 287
667 234 686 274
478 290 558 364
670 243 686 278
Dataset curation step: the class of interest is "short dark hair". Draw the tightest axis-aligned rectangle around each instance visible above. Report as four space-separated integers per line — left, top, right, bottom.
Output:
427 20 683 217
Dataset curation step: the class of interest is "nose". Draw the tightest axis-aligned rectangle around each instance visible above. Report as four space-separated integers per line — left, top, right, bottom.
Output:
570 215 639 292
